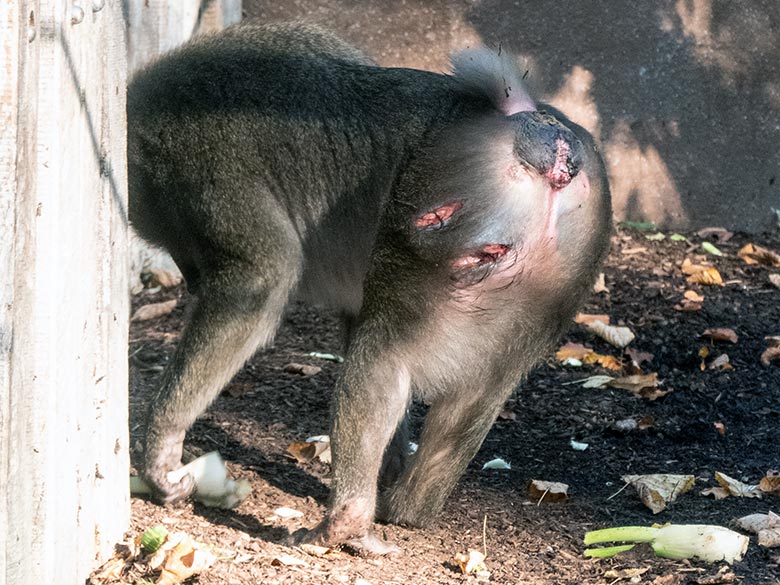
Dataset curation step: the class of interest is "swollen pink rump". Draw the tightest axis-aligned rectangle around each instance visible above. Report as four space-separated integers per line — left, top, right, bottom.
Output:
546 138 573 190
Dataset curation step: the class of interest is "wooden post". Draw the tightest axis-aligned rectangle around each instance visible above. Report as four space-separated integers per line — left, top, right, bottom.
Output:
0 1 129 584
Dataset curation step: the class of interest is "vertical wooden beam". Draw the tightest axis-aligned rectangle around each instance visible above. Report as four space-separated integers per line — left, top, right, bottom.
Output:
0 1 129 583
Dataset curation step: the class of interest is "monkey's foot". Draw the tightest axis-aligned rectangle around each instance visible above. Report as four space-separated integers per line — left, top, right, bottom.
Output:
292 524 400 556
142 430 195 505
292 499 401 556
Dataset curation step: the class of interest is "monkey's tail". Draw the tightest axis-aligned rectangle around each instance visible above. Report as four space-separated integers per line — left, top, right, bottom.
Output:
451 48 535 116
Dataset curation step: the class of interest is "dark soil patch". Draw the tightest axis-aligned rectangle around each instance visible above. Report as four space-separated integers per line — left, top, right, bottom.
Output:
128 229 780 585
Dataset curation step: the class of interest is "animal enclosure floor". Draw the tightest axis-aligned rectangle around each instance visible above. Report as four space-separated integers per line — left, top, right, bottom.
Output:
127 228 780 585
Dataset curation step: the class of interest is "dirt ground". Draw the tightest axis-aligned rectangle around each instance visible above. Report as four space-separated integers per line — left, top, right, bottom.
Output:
125 227 780 585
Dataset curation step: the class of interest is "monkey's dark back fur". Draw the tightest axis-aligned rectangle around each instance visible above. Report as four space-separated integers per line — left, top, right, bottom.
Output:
128 24 489 301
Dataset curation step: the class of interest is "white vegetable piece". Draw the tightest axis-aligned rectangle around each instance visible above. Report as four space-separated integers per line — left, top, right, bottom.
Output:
131 451 251 509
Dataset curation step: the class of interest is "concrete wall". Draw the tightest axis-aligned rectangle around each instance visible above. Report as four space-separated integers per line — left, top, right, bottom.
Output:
245 0 780 233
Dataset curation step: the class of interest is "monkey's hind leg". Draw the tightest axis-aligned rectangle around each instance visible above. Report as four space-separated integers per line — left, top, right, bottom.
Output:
378 385 509 527
142 257 300 504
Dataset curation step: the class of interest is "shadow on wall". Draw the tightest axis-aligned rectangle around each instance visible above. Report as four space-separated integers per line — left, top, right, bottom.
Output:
465 0 780 232
245 0 780 232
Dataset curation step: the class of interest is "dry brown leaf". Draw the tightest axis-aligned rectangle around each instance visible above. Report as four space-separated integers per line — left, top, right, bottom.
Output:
637 415 655 430
738 243 780 266
608 373 657 392
621 474 695 514
684 290 705 302
287 438 331 464
770 274 780 289
555 342 593 361
759 470 780 494
687 267 724 286
709 354 733 370
454 549 490 577
155 533 216 585
582 352 623 371
681 257 709 275
715 471 762 498
283 362 322 377
587 320 635 348
89 556 127 583
498 408 517 421
734 512 780 547
575 313 610 326
701 328 739 344
760 346 780 367
131 299 177 322
625 348 654 366
528 480 569 503
701 486 731 500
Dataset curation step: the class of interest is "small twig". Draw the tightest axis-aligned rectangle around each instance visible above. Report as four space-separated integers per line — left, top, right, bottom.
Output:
606 481 630 501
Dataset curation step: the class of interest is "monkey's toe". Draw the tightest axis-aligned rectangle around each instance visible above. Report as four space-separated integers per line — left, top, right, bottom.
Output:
291 523 400 556
143 469 196 505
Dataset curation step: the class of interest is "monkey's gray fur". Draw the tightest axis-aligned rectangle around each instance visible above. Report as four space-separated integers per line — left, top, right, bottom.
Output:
129 22 612 553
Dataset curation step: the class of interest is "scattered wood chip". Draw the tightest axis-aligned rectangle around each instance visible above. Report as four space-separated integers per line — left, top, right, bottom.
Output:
701 328 739 344
272 506 304 520
283 362 322 377
684 290 705 302
604 568 650 580
131 299 177 322
622 246 648 255
760 345 780 367
298 543 337 557
586 320 635 348
271 553 308 567
738 243 780 266
697 227 734 243
674 299 703 311
575 313 610 326
528 480 569 503
621 474 695 514
498 407 517 421
593 272 609 294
